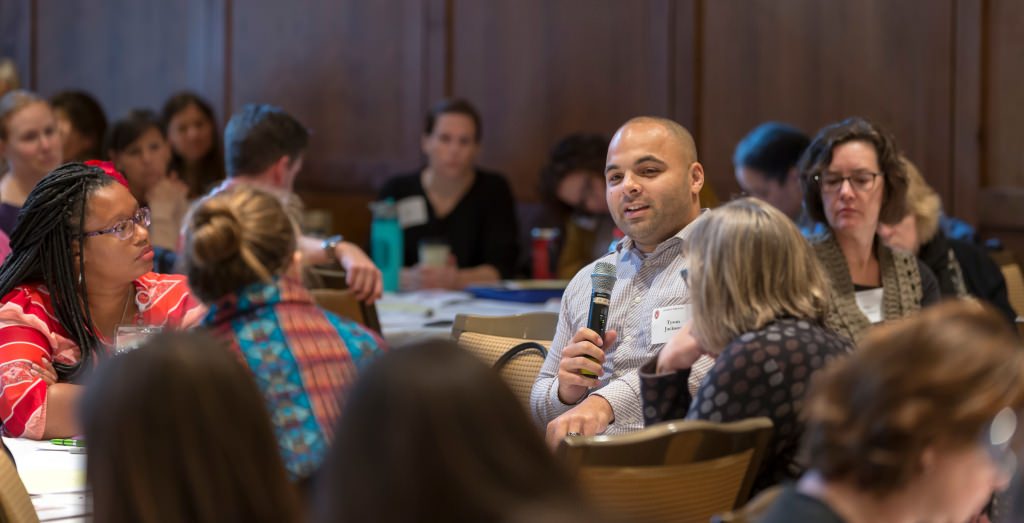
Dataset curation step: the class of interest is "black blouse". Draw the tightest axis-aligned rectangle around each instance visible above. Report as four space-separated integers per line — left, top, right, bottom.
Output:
639 318 853 493
378 169 519 279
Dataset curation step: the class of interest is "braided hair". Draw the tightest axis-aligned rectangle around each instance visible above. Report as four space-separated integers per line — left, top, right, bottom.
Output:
0 163 116 380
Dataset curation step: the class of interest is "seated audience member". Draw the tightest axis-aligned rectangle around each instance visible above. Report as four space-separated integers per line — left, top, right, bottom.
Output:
107 109 190 267
217 103 382 302
760 301 1023 522
315 339 591 523
80 332 300 523
183 184 385 482
640 198 853 493
0 163 203 439
0 90 63 234
161 91 226 199
799 117 939 342
878 157 1016 324
733 122 820 233
0 58 19 97
379 98 519 290
50 90 107 162
531 116 707 445
539 133 619 279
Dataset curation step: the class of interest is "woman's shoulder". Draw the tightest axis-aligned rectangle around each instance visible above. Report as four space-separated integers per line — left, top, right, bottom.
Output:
0 283 58 324
473 169 513 192
379 172 423 199
724 318 853 357
134 273 206 328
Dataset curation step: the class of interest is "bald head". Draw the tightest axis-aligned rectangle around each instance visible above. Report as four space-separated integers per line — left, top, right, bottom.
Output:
614 116 698 164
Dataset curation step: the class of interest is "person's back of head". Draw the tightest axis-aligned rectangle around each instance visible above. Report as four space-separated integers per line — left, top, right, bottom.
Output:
223 104 308 179
684 197 830 350
49 90 107 162
733 122 809 183
315 339 581 523
802 300 1024 520
182 184 298 304
80 331 298 523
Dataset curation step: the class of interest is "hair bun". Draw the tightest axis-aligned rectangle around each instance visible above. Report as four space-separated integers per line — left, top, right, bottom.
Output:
189 203 243 269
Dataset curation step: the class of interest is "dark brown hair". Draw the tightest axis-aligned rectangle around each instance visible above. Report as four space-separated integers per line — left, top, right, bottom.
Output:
803 300 1024 494
80 331 299 523
161 91 225 198
798 117 907 225
425 98 482 141
50 90 108 161
538 132 609 214
314 339 584 523
182 184 298 303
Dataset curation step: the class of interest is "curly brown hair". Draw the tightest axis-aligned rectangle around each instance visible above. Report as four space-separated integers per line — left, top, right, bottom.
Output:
802 300 1024 494
798 117 908 226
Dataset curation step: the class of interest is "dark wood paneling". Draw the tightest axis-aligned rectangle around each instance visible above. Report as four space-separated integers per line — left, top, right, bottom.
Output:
450 0 675 201
985 0 1024 189
0 0 32 88
700 0 955 204
33 0 226 125
231 0 438 194
951 0 983 225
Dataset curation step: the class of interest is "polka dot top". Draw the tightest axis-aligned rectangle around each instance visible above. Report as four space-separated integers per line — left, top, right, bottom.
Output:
639 317 853 493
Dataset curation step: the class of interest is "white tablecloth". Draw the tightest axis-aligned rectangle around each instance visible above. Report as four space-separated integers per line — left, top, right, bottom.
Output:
3 437 88 522
377 290 560 345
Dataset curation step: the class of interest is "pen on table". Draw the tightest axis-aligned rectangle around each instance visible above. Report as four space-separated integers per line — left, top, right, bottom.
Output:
50 438 86 447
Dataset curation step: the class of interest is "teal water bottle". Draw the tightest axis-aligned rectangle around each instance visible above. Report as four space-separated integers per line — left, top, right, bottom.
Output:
370 199 403 292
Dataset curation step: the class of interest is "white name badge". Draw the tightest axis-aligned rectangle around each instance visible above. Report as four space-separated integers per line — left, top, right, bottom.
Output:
651 304 692 345
396 196 429 228
854 288 885 324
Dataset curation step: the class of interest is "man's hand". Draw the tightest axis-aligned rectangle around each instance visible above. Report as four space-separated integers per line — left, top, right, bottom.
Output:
545 395 614 449
656 321 704 374
334 241 383 303
556 327 617 404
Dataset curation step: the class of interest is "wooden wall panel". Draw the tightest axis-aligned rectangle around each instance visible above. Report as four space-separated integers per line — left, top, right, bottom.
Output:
32 0 225 126
699 0 955 204
231 0 440 195
450 0 675 201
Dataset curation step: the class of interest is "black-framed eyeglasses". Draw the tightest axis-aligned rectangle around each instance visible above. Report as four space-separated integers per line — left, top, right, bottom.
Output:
84 207 151 241
814 171 881 194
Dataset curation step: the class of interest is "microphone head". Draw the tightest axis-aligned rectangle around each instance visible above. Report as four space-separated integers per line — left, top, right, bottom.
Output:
591 261 617 294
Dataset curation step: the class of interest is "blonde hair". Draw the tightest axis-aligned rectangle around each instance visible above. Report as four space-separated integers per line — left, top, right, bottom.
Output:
183 184 299 303
0 89 46 140
900 157 942 244
683 197 830 351
0 58 19 95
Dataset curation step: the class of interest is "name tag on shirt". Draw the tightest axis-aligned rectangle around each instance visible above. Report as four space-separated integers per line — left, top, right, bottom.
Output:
651 304 691 345
855 288 885 323
397 196 429 228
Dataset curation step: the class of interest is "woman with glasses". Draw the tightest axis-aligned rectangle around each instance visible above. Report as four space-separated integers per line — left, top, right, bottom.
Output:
760 300 1023 522
798 117 939 342
0 162 204 439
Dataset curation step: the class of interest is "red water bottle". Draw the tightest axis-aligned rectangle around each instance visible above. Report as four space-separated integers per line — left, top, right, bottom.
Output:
531 228 559 280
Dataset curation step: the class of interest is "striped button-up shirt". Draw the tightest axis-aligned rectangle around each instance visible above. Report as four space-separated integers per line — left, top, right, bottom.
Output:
531 219 714 434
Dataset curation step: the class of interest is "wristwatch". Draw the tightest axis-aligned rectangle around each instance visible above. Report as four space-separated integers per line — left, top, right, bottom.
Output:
321 234 344 260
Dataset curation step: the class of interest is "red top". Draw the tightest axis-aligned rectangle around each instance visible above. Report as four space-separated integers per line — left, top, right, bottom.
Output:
0 273 205 438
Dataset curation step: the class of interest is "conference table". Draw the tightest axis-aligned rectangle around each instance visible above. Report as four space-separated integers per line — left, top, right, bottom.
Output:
6 287 562 521
3 437 88 522
377 288 562 344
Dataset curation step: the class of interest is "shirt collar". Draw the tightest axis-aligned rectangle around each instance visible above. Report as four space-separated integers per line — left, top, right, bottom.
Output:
614 208 708 258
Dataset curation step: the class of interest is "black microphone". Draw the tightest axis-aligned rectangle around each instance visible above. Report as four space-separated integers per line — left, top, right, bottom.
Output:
580 261 616 378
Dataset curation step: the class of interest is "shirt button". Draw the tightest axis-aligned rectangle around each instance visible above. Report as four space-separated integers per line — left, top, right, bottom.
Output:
623 335 633 343
633 296 642 304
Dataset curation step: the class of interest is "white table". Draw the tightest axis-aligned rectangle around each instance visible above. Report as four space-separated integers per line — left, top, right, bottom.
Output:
3 437 88 522
377 290 560 345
